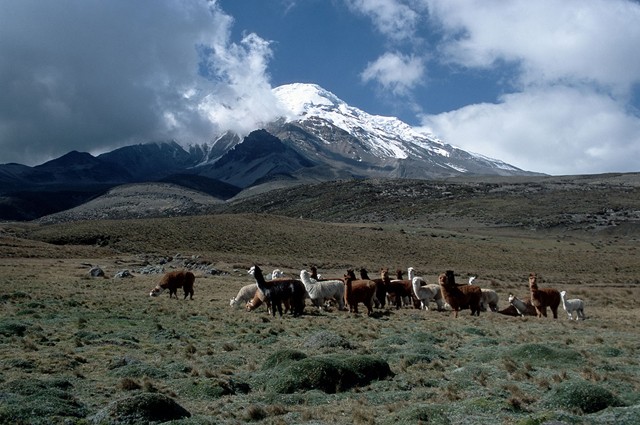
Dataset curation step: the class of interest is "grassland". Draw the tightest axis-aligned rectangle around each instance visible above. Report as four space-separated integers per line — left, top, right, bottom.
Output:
1 176 640 424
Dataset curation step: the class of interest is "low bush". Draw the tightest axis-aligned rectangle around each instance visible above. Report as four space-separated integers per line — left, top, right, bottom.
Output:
542 379 623 413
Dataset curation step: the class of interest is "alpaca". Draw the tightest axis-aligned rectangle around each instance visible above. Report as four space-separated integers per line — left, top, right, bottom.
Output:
359 268 387 308
383 268 415 309
439 270 482 317
248 265 305 317
245 288 291 315
248 290 293 315
149 270 195 299
343 275 376 315
480 289 499 312
411 277 444 311
300 269 345 310
528 273 561 319
230 283 257 308
507 294 538 317
560 290 586 320
270 269 285 279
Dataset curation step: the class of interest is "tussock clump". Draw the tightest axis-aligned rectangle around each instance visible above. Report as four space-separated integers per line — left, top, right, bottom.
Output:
259 353 393 394
0 378 87 424
542 380 623 413
179 377 250 399
381 403 451 425
90 392 190 424
303 331 357 351
0 321 28 337
262 349 308 370
507 343 583 366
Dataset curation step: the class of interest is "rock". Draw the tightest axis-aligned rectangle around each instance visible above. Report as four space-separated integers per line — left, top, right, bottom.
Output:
90 266 105 277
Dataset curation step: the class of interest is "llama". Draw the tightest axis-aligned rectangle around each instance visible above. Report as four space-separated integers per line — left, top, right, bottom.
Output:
270 269 285 279
507 294 538 317
149 270 195 299
480 289 499 312
359 268 387 308
560 290 586 320
528 273 561 319
383 268 415 309
248 265 305 317
439 270 482 317
230 283 258 308
343 275 377 315
300 269 345 310
411 276 445 311
407 267 443 311
245 288 291 315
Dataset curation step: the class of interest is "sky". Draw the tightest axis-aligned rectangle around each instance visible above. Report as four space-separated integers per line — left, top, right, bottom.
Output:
1 0 639 175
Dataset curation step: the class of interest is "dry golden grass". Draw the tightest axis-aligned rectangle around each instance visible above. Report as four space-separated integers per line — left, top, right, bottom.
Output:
1 212 639 424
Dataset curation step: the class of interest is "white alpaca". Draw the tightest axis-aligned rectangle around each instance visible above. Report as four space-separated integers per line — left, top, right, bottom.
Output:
560 290 585 320
480 288 499 312
299 269 345 310
230 284 258 308
270 269 285 279
411 277 444 311
508 294 529 317
468 276 477 285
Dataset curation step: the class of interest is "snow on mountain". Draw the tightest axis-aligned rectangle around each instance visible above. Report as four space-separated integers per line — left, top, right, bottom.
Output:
274 83 452 160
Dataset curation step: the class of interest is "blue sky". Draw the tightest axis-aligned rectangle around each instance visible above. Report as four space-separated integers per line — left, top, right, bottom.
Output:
1 0 639 175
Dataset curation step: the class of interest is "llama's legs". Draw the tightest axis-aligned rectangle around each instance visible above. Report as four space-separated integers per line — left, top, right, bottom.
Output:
551 307 558 319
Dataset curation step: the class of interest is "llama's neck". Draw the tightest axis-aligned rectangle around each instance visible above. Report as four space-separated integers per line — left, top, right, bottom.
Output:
252 268 267 291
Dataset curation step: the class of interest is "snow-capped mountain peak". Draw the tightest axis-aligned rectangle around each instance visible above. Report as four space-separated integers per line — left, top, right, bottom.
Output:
273 83 449 161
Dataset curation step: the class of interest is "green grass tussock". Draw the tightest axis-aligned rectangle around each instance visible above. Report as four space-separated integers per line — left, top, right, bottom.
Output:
256 353 393 394
542 380 624 414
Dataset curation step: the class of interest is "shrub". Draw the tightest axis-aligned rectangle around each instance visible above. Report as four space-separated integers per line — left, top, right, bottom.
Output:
0 378 87 424
543 380 623 413
507 343 582 366
261 353 393 394
90 393 190 424
381 403 451 425
262 349 308 370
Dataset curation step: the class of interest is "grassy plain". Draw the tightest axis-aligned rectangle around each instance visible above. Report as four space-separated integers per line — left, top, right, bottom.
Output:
1 176 640 424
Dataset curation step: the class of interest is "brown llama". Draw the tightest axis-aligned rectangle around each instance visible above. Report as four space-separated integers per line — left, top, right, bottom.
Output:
382 268 415 309
149 270 195 299
439 270 482 318
343 274 377 315
528 273 561 319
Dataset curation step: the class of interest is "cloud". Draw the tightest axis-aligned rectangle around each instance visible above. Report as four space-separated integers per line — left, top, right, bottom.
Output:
344 0 422 42
361 52 425 96
0 0 281 166
425 0 640 93
411 0 640 175
419 86 640 175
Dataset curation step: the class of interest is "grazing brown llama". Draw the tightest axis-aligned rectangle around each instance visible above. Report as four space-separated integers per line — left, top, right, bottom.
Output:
439 271 481 318
343 275 376 315
528 273 561 319
149 270 195 299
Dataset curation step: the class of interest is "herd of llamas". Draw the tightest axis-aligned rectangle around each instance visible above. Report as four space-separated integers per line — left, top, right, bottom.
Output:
151 266 587 320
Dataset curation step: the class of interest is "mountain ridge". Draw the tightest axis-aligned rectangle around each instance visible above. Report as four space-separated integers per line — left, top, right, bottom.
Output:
0 83 540 221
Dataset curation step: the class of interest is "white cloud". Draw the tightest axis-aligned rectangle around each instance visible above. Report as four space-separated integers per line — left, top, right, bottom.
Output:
419 86 640 175
361 52 425 96
407 0 640 175
345 0 422 42
0 0 281 165
424 0 640 93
